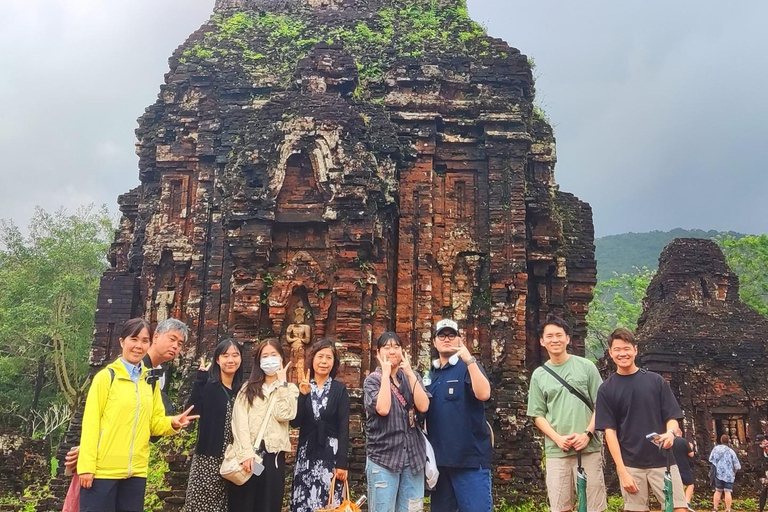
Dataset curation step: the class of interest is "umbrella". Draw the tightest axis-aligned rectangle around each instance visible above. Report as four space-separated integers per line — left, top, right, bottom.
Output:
576 451 587 512
663 449 674 512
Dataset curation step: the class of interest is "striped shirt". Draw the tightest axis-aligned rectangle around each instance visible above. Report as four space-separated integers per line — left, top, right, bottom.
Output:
364 368 427 473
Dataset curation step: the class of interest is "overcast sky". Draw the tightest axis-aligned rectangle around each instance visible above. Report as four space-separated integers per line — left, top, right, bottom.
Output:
1 0 765 237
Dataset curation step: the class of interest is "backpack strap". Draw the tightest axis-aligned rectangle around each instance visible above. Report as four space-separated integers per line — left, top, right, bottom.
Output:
540 364 593 412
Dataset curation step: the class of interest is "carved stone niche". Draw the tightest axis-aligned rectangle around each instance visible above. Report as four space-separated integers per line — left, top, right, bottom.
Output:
275 153 327 223
436 226 482 320
151 249 189 323
267 250 333 346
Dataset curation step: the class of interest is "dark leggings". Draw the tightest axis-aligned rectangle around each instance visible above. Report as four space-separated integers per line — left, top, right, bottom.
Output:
228 452 286 512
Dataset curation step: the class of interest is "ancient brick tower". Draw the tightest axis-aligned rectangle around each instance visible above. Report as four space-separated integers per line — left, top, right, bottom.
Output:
75 0 596 497
637 239 768 489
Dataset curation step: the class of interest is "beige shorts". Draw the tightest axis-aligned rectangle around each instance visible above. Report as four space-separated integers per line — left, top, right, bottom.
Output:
621 465 688 511
545 451 607 512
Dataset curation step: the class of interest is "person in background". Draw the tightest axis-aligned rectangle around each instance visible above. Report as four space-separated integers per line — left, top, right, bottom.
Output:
184 338 244 512
77 318 198 512
364 332 430 512
425 319 493 512
290 338 350 512
671 429 695 511
229 338 299 512
710 434 741 512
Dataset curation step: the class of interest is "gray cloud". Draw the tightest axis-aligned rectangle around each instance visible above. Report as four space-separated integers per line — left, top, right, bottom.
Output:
1 0 765 237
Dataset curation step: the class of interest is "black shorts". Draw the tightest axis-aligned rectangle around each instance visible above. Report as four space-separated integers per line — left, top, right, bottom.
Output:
80 477 147 512
679 471 695 486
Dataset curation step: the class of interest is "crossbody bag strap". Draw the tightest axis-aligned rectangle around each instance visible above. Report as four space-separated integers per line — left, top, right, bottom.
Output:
540 364 594 412
253 390 278 451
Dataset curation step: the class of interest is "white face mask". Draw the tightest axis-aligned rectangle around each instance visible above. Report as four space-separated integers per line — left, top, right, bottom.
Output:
260 356 282 376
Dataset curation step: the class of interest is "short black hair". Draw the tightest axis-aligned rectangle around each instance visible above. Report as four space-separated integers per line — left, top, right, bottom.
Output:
306 338 340 379
608 328 637 347
376 331 402 350
538 314 571 338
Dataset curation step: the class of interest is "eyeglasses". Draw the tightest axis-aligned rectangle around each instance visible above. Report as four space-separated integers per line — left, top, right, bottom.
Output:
437 332 457 341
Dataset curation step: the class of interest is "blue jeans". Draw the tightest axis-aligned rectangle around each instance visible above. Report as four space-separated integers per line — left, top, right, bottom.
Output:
366 459 424 512
431 466 492 512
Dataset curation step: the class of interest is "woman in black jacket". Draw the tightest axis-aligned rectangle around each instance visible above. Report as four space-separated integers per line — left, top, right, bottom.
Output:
290 338 350 512
184 338 244 512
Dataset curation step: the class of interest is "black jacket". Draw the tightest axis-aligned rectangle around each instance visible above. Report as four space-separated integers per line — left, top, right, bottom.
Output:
291 379 350 469
186 370 236 457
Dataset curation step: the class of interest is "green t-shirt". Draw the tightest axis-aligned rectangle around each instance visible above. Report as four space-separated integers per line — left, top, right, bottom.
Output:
526 355 602 458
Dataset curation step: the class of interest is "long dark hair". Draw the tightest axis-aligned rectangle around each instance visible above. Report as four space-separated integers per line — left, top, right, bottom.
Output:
120 318 151 340
244 338 286 405
306 338 340 379
209 338 244 392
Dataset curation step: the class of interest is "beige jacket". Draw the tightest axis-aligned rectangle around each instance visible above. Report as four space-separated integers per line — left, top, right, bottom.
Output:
231 381 299 462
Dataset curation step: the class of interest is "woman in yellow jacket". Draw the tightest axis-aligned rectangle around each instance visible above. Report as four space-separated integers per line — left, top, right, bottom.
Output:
77 318 198 512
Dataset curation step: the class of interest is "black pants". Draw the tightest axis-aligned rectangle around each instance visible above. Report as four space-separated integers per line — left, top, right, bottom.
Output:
80 477 146 512
228 452 286 512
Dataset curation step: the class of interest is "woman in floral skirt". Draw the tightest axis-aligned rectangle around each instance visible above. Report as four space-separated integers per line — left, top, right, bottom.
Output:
290 338 350 512
184 338 244 512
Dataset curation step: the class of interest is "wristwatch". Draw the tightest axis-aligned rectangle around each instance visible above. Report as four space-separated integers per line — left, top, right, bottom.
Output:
466 356 477 366
584 430 594 439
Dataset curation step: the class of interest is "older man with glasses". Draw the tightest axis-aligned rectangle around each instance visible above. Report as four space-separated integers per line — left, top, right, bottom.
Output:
424 319 493 512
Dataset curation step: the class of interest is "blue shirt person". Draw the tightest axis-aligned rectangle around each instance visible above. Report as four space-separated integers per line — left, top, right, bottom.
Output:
425 319 493 512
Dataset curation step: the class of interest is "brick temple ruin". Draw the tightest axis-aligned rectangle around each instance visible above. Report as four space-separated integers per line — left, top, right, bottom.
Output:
54 0 600 505
637 239 768 489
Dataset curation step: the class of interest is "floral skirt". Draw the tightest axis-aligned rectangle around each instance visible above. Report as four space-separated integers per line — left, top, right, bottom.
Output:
184 453 228 512
290 441 344 512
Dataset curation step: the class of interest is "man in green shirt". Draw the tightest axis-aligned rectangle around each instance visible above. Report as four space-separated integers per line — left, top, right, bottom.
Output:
527 315 607 512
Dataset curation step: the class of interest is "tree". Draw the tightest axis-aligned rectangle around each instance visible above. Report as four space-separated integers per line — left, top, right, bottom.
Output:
718 234 768 316
0 205 112 435
585 267 655 360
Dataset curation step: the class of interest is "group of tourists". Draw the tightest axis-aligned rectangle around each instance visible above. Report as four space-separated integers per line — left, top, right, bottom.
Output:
65 313 755 512
67 317 493 512
527 315 745 512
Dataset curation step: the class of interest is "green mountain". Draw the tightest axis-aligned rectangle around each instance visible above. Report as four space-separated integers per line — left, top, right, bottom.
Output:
595 228 747 279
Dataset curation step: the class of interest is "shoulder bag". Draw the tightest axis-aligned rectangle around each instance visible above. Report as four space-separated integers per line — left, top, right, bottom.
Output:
220 390 277 485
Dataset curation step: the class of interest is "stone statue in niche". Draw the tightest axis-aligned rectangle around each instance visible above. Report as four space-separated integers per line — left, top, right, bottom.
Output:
285 305 312 381
155 291 175 323
452 255 481 321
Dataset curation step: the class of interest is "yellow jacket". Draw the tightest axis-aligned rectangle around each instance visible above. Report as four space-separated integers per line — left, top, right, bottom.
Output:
77 358 177 478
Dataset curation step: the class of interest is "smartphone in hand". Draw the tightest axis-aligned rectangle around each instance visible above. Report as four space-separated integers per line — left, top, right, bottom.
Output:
646 432 663 447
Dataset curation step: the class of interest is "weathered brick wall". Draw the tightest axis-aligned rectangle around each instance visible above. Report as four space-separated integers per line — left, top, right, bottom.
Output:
637 238 768 493
53 0 598 506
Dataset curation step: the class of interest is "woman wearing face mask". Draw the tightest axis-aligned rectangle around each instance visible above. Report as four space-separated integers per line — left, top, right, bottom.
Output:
77 318 198 512
364 332 430 512
290 338 350 512
184 338 244 512
229 338 299 512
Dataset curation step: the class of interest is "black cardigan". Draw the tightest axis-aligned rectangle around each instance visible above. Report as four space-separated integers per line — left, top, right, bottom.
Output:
186 370 236 457
290 379 350 469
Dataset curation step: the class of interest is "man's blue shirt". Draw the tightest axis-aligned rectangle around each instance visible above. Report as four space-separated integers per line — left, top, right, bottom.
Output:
425 358 493 469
